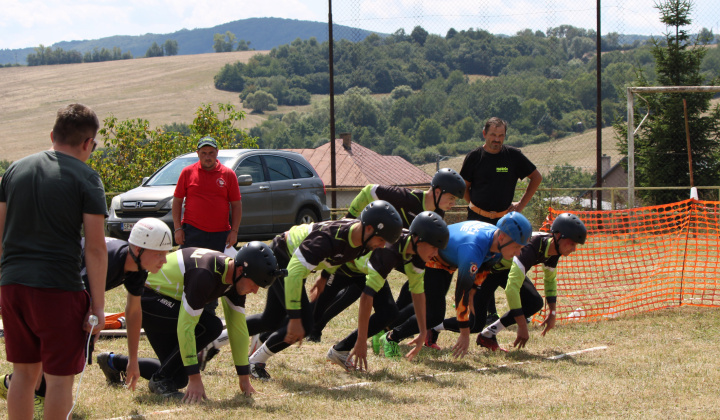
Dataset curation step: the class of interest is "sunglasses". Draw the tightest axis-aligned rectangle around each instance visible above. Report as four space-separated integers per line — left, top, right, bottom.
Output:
86 137 98 152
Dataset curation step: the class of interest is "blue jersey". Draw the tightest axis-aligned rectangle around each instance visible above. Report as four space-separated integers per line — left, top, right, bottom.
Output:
437 221 501 324
440 221 501 288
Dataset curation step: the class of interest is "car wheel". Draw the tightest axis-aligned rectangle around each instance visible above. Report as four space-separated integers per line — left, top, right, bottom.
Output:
295 208 318 225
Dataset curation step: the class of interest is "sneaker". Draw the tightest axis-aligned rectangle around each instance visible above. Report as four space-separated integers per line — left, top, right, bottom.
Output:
485 313 500 326
249 334 263 357
148 374 184 399
371 331 384 355
96 352 125 386
0 374 9 400
425 329 441 350
476 334 507 352
305 332 322 343
326 346 353 371
198 346 220 371
380 332 401 358
33 394 44 418
249 363 271 380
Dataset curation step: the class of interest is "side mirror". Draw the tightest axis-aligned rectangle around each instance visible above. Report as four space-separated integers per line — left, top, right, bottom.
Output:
238 174 253 186
141 177 150 186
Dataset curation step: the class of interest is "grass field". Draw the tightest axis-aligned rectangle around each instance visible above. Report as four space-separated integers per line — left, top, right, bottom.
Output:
2 266 719 419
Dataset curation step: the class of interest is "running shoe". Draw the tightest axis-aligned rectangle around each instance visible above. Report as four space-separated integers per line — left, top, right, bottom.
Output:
425 329 441 350
476 334 507 352
34 394 44 418
249 363 272 380
148 374 184 399
96 353 125 386
0 374 8 400
371 331 385 355
380 332 401 358
326 347 353 371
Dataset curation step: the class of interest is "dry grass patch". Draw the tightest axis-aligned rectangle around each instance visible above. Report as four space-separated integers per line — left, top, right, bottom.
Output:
0 51 268 162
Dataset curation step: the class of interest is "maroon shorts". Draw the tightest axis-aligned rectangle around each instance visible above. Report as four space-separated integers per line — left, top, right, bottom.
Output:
1 284 90 376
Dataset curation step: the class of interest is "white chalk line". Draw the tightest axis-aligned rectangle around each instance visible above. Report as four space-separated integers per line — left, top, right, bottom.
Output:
103 345 608 420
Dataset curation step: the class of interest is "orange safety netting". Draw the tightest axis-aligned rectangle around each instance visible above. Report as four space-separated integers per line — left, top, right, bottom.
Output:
531 199 720 323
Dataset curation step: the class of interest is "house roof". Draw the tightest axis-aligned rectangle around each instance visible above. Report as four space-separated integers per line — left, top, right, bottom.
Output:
286 140 432 187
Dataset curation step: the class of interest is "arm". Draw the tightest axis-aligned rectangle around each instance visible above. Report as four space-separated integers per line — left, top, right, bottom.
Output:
226 200 242 247
540 300 557 336
172 196 185 245
540 263 559 337
512 169 542 213
0 202 6 273
176 293 206 402
346 184 375 218
124 294 142 391
463 180 472 204
284 254 314 344
405 292 426 361
221 296 255 396
83 213 108 335
349 292 374 371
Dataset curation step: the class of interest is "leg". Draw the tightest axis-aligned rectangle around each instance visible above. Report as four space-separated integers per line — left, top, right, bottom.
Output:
498 276 544 327
312 283 364 338
7 363 42 420
42 373 74 420
390 268 452 342
334 282 398 351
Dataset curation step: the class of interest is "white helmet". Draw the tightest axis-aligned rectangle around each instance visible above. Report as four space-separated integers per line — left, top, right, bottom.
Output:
128 218 173 251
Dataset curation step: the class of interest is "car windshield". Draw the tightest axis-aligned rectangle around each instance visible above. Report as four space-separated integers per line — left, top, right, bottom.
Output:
145 156 234 186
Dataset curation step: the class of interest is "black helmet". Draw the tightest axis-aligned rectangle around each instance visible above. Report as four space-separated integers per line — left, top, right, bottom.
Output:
359 200 403 244
409 211 449 249
431 168 466 199
234 241 286 288
551 213 587 245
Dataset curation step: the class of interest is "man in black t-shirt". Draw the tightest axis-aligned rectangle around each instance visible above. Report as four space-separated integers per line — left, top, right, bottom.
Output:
460 117 542 224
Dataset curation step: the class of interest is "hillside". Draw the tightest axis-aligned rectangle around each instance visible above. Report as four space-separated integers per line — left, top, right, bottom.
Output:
0 51 282 162
0 17 377 65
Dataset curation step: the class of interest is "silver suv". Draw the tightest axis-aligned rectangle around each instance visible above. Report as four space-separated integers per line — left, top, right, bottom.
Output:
106 149 330 241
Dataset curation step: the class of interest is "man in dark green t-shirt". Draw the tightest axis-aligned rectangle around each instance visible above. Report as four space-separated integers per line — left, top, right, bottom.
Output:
0 103 108 419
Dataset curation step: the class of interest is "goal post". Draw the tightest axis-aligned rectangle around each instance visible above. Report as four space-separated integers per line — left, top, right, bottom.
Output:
626 86 720 208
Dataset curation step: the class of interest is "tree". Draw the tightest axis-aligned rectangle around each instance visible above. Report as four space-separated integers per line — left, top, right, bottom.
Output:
416 118 442 147
236 40 252 51
213 32 236 52
145 42 163 58
411 26 429 46
163 40 178 56
243 90 278 113
87 103 256 194
615 0 720 205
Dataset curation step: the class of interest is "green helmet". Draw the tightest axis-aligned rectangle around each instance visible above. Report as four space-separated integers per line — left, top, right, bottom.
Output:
409 211 449 249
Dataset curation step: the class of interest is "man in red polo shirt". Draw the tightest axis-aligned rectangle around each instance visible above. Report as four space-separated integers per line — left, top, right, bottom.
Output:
172 137 242 253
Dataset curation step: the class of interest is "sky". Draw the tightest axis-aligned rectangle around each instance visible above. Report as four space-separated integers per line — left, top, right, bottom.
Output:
1 0 718 50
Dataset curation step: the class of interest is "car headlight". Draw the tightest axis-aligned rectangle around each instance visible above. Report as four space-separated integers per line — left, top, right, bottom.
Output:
161 199 173 210
110 194 122 210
